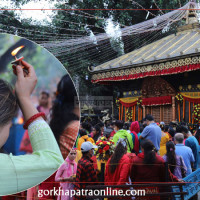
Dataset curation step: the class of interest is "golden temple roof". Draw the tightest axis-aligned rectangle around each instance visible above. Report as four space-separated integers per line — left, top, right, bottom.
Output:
92 27 200 73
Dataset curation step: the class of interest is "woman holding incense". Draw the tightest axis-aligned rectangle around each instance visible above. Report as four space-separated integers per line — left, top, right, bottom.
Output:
0 61 64 195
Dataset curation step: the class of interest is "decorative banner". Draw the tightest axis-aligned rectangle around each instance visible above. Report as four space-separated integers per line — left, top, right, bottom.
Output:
119 97 138 107
92 62 200 84
172 169 200 200
181 92 200 103
142 96 172 106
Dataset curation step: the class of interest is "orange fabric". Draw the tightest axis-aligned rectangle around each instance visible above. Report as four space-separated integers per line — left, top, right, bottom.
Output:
59 120 80 159
189 102 191 123
77 135 95 151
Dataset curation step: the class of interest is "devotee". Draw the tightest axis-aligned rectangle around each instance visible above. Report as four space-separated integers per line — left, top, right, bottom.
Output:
0 61 63 195
130 121 140 154
168 126 176 140
105 138 130 199
139 115 162 151
163 141 187 179
163 125 172 140
74 142 98 200
82 122 92 134
55 148 77 200
130 139 178 200
39 74 80 199
77 129 95 150
177 125 199 170
37 90 50 116
113 120 133 153
50 74 80 158
174 133 195 175
90 124 101 142
159 123 169 156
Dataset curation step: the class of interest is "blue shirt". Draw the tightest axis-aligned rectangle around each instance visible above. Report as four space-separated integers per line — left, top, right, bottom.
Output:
140 123 162 151
175 144 195 175
185 136 199 169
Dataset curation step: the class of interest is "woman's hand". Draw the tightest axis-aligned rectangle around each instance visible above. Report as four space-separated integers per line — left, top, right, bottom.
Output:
13 60 39 121
14 60 37 101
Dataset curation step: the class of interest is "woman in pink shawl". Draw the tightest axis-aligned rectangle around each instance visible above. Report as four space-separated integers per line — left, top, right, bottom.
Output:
55 148 77 200
130 121 140 154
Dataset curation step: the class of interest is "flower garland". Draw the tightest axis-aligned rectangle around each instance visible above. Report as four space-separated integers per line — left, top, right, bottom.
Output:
126 107 133 121
175 93 183 103
95 136 115 161
137 97 143 107
193 104 200 124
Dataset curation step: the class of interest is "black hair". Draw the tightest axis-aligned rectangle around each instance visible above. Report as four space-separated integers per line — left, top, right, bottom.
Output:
166 141 176 173
176 125 188 134
40 90 49 98
109 142 127 174
79 129 88 137
123 122 130 130
114 120 124 129
82 122 92 133
160 124 165 131
93 124 101 142
97 122 104 128
141 139 156 164
50 74 79 144
168 126 175 137
164 125 169 132
139 123 144 133
0 79 18 126
145 114 154 121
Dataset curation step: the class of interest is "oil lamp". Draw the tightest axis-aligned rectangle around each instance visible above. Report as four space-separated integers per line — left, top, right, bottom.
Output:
11 45 28 74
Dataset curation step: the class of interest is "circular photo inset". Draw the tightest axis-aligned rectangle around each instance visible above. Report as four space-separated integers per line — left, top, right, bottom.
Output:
0 33 80 195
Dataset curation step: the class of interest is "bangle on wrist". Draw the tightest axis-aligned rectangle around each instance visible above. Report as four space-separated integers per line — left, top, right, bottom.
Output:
23 112 46 130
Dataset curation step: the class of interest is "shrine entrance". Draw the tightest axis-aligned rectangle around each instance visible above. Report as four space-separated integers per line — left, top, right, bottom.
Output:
142 77 176 123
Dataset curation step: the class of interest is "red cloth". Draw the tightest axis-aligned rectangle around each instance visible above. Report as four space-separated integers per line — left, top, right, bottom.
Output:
105 154 131 199
119 99 137 107
38 172 60 200
19 130 33 153
92 63 200 84
142 96 172 106
183 96 200 103
110 130 116 137
105 154 130 185
130 121 140 154
130 152 178 200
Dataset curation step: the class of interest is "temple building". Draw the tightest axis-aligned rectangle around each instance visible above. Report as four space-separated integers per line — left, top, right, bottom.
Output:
90 5 200 125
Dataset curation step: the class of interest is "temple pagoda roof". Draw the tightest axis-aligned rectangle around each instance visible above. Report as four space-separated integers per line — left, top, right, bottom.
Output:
91 3 200 84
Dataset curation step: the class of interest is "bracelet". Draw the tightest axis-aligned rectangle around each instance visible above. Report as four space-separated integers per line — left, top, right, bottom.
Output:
23 112 46 130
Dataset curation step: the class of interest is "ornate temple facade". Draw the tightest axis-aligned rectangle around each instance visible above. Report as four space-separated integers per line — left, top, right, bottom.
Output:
90 8 200 125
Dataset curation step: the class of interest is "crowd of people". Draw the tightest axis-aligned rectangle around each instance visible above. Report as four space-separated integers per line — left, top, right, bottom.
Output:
55 114 200 200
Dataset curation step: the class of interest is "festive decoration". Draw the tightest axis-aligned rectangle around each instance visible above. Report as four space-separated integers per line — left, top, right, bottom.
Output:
126 107 133 122
181 92 200 103
137 97 143 107
92 59 200 84
175 93 183 103
193 104 200 124
142 96 172 106
95 137 115 161
118 97 138 107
